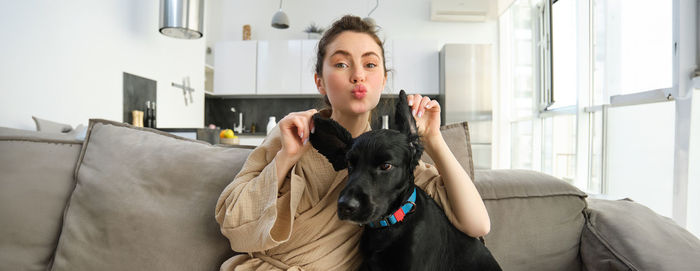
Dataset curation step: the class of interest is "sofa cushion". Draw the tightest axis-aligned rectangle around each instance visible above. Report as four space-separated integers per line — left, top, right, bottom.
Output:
32 116 73 133
581 198 700 271
51 119 253 271
0 130 82 271
0 126 80 141
474 169 588 271
421 121 475 180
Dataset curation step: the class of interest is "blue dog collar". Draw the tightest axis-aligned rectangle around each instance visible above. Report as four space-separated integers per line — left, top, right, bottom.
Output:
367 188 417 228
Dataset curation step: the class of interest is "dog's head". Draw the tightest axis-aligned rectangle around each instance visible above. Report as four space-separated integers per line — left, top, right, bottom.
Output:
310 90 424 224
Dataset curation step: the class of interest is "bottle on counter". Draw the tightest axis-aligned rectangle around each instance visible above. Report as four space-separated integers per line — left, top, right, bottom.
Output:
151 102 157 128
145 101 153 128
251 122 256 133
266 116 276 135
132 110 144 127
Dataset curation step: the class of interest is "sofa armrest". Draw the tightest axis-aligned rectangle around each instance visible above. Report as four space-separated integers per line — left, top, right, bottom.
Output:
581 199 700 270
474 169 588 270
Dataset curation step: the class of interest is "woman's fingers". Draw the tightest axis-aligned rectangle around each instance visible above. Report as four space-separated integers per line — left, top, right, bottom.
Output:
404 93 444 139
417 96 431 118
407 94 423 117
301 109 318 141
285 109 317 144
304 109 318 134
276 109 319 164
290 116 307 142
425 100 440 112
406 94 437 118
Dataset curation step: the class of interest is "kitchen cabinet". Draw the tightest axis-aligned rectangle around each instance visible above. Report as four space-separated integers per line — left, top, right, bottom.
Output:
257 40 302 95
204 64 214 94
213 41 257 95
390 39 440 95
238 135 266 146
301 40 319 94
212 39 438 96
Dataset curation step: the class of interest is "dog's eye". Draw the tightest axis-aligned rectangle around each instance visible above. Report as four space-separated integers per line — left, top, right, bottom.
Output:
380 163 392 171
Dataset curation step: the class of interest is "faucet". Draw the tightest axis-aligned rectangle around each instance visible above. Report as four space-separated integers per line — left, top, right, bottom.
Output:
231 107 244 134
235 112 244 134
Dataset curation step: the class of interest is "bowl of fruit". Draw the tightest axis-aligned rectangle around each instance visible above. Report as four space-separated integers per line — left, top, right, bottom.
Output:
219 129 239 145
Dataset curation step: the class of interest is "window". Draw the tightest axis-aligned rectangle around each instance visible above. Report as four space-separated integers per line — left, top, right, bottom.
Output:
511 120 534 169
500 0 538 171
550 0 578 109
592 0 673 103
500 0 674 185
588 110 604 193
541 114 577 182
500 0 679 217
589 0 675 216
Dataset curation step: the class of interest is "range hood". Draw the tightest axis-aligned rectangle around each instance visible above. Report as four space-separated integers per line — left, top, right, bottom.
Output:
159 0 204 39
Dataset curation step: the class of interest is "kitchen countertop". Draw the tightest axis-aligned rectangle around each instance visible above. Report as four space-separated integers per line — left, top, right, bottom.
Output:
236 132 267 137
156 128 200 132
157 128 267 137
156 128 267 146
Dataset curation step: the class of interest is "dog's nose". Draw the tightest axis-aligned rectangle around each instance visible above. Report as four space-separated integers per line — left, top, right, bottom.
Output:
337 195 361 218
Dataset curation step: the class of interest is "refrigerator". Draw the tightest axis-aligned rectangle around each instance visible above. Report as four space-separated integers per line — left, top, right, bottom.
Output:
439 44 493 169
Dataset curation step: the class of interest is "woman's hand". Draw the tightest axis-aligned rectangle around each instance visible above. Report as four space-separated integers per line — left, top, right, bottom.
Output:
274 109 317 187
277 109 317 163
406 94 441 140
406 94 491 237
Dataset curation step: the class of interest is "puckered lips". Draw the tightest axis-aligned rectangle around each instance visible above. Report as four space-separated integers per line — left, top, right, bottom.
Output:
351 84 367 99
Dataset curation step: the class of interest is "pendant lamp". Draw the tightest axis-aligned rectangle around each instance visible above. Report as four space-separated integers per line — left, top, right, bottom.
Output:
271 0 290 29
363 0 380 30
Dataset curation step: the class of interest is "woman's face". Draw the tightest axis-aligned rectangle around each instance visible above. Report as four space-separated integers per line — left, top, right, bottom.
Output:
316 31 386 116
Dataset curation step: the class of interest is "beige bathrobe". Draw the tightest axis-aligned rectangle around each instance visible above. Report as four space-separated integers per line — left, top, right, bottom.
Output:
215 121 460 271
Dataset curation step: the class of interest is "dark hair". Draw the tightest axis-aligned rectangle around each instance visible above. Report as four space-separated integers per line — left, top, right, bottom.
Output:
315 15 388 111
315 15 386 76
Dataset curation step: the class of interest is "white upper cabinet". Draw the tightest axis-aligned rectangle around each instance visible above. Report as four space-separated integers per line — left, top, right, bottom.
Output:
213 41 257 95
391 39 440 95
212 39 438 96
301 40 319 94
257 40 302 95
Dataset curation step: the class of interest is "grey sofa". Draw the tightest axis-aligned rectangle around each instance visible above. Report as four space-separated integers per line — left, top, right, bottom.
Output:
1 118 698 271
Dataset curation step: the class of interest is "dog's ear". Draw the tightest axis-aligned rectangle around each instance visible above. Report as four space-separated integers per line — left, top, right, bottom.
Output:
394 90 424 169
309 113 353 171
395 90 419 136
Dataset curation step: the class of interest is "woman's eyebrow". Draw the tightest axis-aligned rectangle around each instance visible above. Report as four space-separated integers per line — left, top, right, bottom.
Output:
362 52 380 58
330 50 351 58
329 50 380 59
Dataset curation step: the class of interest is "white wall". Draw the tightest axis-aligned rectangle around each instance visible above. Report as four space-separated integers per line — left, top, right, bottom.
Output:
0 0 206 130
0 0 497 130
205 0 498 66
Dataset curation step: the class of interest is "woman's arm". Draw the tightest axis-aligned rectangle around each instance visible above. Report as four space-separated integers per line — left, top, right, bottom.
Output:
275 109 317 188
214 109 317 252
407 94 490 237
422 133 491 237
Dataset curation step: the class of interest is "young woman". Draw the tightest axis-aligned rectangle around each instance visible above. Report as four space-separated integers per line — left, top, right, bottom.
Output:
215 15 490 271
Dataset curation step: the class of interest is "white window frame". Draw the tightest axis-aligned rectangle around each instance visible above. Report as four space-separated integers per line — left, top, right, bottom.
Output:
535 0 697 225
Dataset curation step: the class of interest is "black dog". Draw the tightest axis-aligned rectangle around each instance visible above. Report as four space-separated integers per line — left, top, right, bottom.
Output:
310 90 501 271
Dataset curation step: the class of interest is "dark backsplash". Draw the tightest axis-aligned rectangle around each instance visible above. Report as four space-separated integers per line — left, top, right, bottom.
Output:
205 95 439 134
123 73 156 125
205 97 321 133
